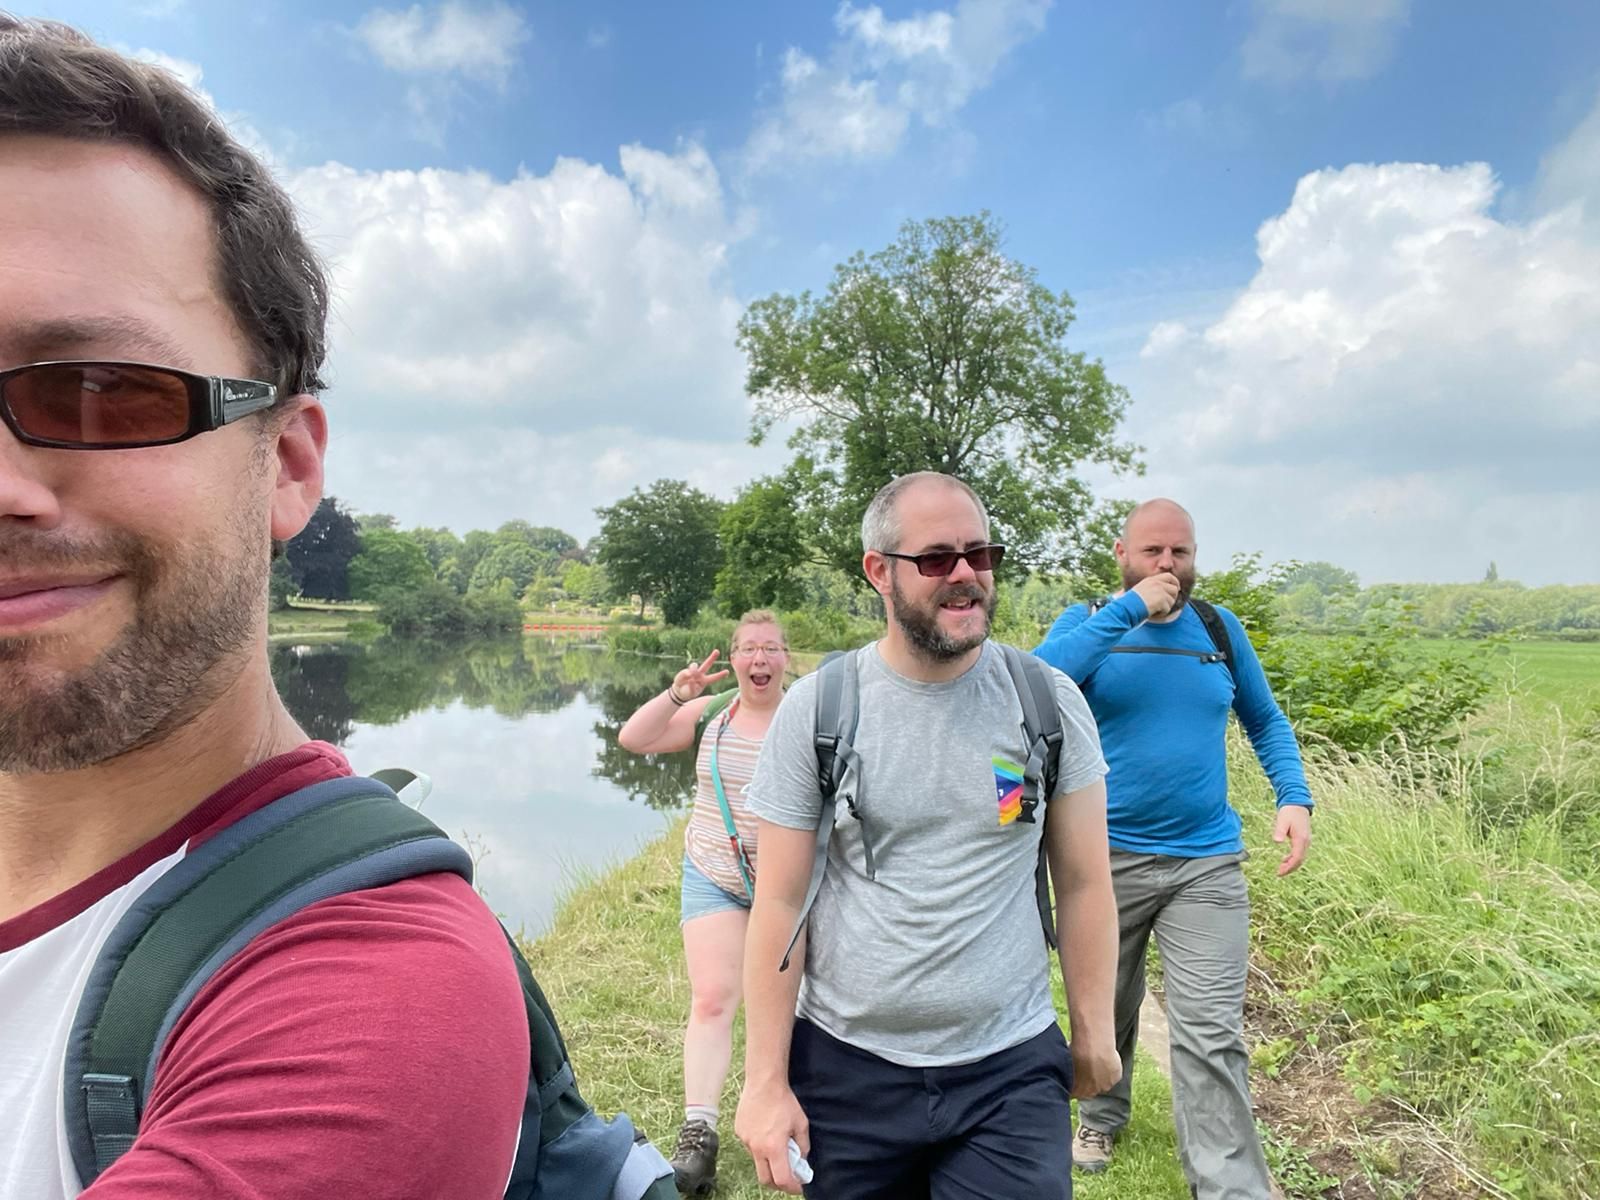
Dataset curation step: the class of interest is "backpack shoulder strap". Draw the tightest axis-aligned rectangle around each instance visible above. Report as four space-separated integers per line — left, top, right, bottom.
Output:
999 644 1066 951
1087 594 1112 616
1187 599 1235 683
64 775 470 1187
779 649 859 972
693 688 737 745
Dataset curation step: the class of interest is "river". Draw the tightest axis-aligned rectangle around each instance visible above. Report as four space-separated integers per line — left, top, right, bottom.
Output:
270 635 692 937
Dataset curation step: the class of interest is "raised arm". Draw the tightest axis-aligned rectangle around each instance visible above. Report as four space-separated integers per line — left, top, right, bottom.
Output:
616 649 729 754
1033 592 1149 683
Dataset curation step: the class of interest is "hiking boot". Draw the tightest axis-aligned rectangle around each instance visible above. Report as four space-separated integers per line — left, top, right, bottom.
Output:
1073 1125 1114 1174
671 1118 719 1196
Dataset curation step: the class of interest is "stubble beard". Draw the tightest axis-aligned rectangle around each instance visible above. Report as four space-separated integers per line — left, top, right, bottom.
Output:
1121 561 1197 613
0 514 267 774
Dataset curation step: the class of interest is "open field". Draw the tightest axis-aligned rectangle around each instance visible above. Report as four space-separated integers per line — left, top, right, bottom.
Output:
1502 639 1600 716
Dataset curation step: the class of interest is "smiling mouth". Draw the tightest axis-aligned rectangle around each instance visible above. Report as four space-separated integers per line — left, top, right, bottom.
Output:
749 672 773 686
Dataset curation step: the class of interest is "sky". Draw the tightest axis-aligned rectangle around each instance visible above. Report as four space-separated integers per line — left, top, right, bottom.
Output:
34 0 1600 586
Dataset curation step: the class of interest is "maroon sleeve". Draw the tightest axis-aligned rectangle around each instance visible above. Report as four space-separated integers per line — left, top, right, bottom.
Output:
81 873 530 1200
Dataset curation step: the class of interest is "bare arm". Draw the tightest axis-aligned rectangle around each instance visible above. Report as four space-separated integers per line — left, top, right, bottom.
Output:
735 819 814 1195
615 649 729 754
1045 778 1121 1098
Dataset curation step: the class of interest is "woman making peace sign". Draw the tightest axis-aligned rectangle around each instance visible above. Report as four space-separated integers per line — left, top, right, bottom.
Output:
617 610 790 1196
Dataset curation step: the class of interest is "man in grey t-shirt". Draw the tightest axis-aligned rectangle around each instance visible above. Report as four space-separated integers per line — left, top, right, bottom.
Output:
734 472 1121 1199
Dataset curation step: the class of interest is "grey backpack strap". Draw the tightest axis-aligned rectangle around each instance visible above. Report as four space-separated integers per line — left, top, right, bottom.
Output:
1001 644 1066 951
781 650 861 972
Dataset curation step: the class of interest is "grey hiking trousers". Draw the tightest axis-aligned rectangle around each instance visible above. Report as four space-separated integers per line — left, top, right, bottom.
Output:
1077 849 1274 1200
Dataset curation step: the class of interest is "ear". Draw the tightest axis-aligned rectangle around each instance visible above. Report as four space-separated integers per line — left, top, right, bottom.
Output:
1112 537 1127 565
862 550 893 599
268 395 328 542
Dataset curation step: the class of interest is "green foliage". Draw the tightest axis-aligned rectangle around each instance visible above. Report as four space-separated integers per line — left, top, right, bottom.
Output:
738 212 1139 576
408 526 463 573
283 495 361 600
594 479 724 626
267 555 296 611
373 578 522 638
559 560 611 608
469 540 545 595
606 613 736 662
1275 560 1360 596
347 529 436 602
1236 735 1600 1199
715 475 809 616
357 512 398 532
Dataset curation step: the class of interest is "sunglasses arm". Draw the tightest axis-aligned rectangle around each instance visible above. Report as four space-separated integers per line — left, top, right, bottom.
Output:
212 378 279 430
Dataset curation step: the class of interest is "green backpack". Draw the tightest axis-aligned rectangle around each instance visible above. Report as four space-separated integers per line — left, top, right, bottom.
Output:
63 770 677 1200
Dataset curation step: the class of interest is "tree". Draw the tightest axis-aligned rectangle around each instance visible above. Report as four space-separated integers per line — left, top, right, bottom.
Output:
715 476 808 616
594 479 724 626
409 526 464 574
358 512 398 533
1276 560 1360 595
284 496 362 600
347 529 436 602
268 554 296 611
469 540 544 596
738 213 1139 576
1484 561 1500 583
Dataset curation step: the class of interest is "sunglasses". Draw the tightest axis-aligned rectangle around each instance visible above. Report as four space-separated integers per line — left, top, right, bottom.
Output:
881 543 1005 577
0 360 277 450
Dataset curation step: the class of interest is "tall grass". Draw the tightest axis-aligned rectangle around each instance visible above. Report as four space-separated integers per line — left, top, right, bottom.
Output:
1234 708 1600 1200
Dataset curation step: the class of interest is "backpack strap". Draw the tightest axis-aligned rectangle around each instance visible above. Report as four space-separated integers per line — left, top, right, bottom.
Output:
1187 598 1235 683
999 644 1066 951
692 688 737 746
780 649 860 972
64 775 471 1187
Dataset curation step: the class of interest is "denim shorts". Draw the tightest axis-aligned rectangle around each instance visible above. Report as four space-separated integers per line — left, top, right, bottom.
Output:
680 854 751 925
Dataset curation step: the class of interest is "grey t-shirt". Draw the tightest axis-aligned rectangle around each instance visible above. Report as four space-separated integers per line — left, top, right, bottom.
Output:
746 640 1107 1068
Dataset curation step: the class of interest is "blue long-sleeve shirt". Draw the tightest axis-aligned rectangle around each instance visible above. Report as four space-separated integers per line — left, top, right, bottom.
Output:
1033 591 1312 857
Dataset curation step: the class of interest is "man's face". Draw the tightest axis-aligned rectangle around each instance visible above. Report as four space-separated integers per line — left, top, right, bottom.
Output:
0 136 321 773
1115 505 1197 611
877 483 997 662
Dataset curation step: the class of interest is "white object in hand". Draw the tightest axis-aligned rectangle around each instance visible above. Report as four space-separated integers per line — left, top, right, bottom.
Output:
787 1138 814 1185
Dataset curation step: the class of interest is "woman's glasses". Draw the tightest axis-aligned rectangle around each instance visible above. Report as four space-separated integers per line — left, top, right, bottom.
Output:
0 360 277 450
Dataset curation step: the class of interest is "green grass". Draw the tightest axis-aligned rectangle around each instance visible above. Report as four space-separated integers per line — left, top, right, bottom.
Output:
1234 724 1600 1200
266 607 359 637
1502 640 1600 716
523 827 1192 1199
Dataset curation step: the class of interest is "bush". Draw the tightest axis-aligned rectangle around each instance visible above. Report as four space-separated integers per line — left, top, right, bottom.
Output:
375 580 523 639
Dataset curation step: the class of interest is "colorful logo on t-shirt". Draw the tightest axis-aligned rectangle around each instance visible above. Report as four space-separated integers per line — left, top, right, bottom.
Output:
993 756 1024 825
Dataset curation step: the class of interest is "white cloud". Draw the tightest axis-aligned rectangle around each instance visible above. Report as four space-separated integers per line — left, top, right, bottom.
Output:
355 1 529 84
288 144 777 537
1536 89 1600 220
743 0 1051 173
1241 0 1410 84
1121 139 1600 585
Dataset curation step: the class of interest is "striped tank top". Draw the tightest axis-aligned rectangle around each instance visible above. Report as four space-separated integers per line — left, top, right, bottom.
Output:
684 706 765 898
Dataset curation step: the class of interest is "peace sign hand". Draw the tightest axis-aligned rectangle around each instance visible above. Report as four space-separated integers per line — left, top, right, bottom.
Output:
672 648 731 702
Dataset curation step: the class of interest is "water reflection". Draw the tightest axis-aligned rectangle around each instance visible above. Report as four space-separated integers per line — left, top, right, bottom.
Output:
270 636 695 934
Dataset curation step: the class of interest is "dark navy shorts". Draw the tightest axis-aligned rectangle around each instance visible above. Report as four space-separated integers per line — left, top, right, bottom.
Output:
788 1017 1076 1200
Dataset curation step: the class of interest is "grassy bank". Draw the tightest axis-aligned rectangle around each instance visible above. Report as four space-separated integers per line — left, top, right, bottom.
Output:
1235 713 1600 1199
522 826 1193 1199
266 607 361 638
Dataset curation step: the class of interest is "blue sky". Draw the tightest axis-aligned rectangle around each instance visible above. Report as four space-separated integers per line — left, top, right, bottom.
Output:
35 0 1600 584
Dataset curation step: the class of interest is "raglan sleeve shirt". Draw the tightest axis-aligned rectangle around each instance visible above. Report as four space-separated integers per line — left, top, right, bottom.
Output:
80 748 532 1200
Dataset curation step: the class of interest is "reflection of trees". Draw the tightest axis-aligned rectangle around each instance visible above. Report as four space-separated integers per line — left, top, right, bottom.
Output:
273 638 696 809
588 678 699 812
271 645 360 745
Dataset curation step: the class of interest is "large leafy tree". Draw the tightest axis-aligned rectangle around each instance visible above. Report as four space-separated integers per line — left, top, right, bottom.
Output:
284 496 362 600
347 529 436 601
594 479 724 626
739 213 1140 576
715 476 808 616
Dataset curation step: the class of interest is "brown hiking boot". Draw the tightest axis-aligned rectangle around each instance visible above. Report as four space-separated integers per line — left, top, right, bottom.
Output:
1073 1125 1114 1173
670 1118 719 1196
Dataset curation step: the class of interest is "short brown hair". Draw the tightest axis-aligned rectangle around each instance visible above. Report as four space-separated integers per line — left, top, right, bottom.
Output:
0 14 329 396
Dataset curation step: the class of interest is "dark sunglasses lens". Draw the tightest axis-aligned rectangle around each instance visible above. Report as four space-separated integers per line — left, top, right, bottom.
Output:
5 364 190 446
970 545 1003 571
915 552 960 576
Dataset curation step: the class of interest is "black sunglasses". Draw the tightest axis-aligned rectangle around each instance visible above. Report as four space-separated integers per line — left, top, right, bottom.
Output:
881 543 1005 577
0 360 277 450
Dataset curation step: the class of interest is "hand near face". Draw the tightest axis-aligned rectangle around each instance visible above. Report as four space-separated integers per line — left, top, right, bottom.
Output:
672 648 731 701
1130 571 1182 620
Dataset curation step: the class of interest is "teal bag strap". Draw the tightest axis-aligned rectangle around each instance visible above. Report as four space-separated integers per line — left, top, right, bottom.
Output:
708 700 756 900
